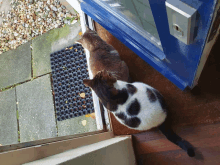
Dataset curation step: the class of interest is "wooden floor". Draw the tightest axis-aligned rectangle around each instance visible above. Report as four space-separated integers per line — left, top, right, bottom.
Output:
132 123 220 165
94 22 220 164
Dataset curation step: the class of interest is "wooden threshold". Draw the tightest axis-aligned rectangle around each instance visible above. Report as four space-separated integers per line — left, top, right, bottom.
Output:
132 122 220 165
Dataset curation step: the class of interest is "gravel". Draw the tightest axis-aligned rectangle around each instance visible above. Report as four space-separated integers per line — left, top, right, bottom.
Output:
0 0 79 54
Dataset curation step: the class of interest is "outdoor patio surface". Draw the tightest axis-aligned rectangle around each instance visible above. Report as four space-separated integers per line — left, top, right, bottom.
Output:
0 21 98 146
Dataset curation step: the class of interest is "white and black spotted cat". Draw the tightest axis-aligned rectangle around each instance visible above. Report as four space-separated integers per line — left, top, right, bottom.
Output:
83 70 195 157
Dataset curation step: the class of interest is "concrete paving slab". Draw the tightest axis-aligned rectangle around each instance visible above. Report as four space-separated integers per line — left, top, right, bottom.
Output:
57 115 97 137
0 41 32 90
0 88 18 146
32 22 82 77
16 74 57 143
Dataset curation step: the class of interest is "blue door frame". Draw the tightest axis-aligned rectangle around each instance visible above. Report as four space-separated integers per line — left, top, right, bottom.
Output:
81 0 217 90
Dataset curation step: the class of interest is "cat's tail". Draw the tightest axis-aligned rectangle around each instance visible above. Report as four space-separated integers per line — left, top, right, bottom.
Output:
158 122 195 157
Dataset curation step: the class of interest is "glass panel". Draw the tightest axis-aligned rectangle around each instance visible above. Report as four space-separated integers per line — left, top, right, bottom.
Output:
96 0 162 49
0 1 101 149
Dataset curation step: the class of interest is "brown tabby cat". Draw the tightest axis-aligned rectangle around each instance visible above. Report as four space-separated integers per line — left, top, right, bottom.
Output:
76 27 131 82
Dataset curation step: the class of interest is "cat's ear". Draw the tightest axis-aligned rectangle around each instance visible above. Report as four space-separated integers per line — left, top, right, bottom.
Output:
106 71 117 83
108 72 117 82
101 70 117 84
75 38 83 44
83 79 93 87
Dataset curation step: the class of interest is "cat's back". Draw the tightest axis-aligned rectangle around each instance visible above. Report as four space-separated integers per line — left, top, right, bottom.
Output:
114 81 167 130
82 30 130 82
90 48 130 81
120 82 165 111
128 82 167 113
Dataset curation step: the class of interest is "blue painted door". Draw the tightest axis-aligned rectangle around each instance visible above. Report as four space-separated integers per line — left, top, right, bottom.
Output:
81 0 217 90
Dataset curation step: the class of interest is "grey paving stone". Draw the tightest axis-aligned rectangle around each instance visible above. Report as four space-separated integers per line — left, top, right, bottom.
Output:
0 88 18 146
57 115 97 137
0 42 32 89
16 74 57 143
32 22 81 77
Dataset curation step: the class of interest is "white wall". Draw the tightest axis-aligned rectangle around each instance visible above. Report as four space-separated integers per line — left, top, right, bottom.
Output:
24 136 137 165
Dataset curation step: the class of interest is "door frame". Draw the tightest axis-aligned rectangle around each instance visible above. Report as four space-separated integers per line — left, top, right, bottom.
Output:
192 1 220 87
0 131 114 165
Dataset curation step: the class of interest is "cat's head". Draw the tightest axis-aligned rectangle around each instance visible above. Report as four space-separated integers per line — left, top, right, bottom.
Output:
76 27 100 51
83 70 118 97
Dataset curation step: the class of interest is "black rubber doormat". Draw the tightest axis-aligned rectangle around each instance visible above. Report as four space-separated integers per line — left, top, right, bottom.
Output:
50 44 95 121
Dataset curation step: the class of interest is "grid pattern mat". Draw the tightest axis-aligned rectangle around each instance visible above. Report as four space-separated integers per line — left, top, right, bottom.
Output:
50 44 94 121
